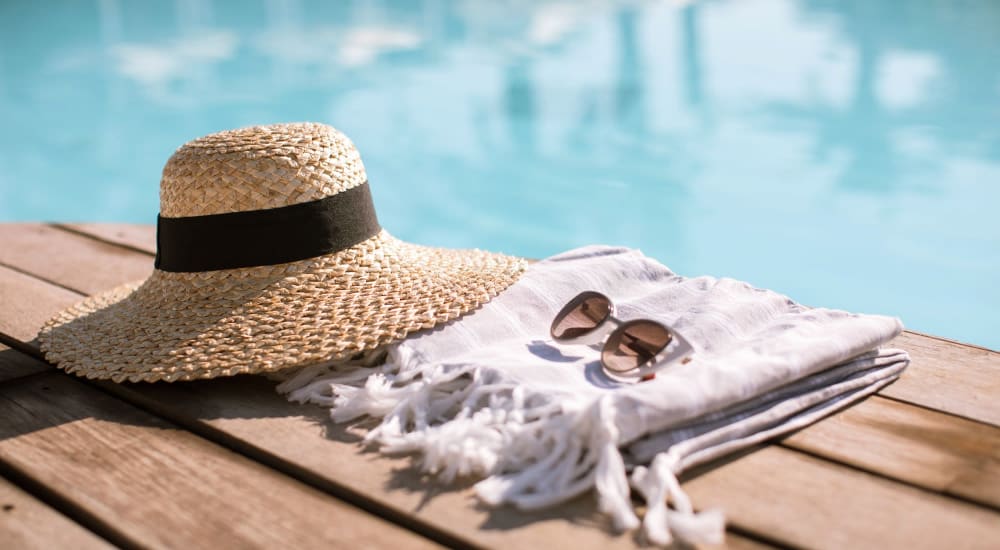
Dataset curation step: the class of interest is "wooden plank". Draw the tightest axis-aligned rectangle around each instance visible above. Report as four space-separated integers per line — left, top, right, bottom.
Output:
783 394 1000 509
0 344 50 383
0 224 152 295
54 223 156 255
0 372 438 550
882 332 1000 426
0 264 80 342
904 330 997 353
683 446 1000 550
0 476 113 550
8 223 1000 547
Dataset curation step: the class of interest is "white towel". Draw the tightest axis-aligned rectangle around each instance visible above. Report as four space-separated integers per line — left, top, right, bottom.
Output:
278 246 909 546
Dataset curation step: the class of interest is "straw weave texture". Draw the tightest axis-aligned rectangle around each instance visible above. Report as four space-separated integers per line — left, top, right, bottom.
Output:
39 123 526 382
161 122 367 217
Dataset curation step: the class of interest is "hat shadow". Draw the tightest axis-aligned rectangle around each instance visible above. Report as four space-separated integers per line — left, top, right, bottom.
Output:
0 345 328 443
111 373 367 445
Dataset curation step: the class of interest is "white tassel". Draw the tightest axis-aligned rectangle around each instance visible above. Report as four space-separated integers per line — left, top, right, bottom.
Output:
275 347 721 544
276 346 390 405
592 397 641 532
630 451 726 547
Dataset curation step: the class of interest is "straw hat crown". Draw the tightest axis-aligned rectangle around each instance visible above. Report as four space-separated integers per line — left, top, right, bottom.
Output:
38 122 527 383
160 122 367 217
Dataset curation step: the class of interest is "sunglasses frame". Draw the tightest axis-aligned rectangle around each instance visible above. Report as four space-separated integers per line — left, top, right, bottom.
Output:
550 291 695 382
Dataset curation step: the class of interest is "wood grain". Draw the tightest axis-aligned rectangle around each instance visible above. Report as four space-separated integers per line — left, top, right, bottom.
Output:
0 372 438 550
55 223 156 255
0 476 113 550
683 446 1000 550
0 224 152 295
783 394 1000 509
882 331 1000 427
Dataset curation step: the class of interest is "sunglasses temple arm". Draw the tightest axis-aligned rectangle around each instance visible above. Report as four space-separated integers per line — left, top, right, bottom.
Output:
658 330 696 366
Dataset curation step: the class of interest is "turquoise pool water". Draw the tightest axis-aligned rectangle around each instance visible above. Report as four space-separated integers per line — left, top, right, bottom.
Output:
1 0 998 348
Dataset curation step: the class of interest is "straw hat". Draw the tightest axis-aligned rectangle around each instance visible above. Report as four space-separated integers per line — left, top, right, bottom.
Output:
39 122 526 383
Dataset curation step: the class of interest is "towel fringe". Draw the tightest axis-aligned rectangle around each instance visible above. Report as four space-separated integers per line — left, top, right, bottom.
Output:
630 451 726 546
277 347 723 547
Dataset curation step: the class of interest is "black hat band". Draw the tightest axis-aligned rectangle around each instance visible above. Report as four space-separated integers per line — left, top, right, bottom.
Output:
155 182 381 273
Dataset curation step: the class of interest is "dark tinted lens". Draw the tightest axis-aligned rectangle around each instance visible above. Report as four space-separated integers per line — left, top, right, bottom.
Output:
551 292 612 340
601 320 672 373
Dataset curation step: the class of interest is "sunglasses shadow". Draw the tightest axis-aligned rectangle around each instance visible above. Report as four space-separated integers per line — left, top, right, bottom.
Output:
582 361 626 389
525 340 583 363
525 340 625 390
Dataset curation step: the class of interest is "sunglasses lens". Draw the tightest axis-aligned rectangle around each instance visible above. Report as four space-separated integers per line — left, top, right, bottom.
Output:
551 292 612 340
601 320 673 373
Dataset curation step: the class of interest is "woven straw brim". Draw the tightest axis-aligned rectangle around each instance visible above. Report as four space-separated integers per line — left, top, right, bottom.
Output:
38 231 526 383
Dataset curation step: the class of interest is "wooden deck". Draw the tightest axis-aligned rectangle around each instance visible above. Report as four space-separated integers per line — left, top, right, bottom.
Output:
0 223 997 549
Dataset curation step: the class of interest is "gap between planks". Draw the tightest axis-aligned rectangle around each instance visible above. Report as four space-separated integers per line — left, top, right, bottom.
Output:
52 223 158 257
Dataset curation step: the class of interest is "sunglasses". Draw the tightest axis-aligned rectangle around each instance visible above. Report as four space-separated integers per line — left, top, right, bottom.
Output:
550 291 694 381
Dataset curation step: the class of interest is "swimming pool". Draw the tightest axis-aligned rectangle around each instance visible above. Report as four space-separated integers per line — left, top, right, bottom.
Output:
1 0 998 348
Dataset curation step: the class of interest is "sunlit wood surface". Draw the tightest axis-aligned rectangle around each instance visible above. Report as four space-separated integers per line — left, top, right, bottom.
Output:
0 223 997 549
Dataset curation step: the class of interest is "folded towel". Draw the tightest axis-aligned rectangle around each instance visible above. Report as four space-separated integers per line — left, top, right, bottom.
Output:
279 246 909 546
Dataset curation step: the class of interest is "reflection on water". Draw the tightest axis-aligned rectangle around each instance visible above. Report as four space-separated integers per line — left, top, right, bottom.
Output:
0 0 997 347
